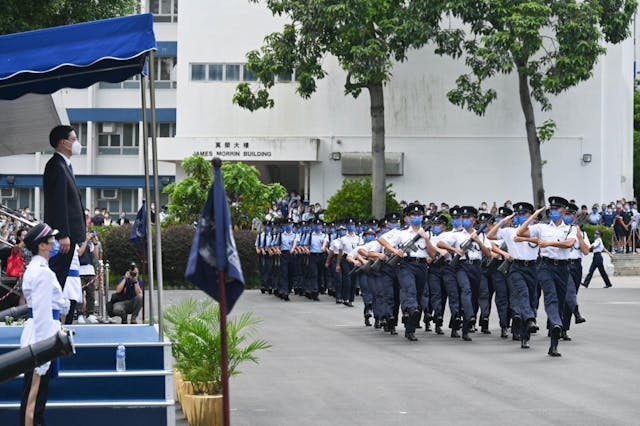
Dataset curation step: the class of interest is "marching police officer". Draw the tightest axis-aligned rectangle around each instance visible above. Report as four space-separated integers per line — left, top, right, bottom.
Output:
518 197 576 357
582 230 614 288
563 203 590 339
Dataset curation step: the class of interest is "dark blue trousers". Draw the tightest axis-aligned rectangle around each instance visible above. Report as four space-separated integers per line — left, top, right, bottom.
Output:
305 253 324 294
456 262 481 324
489 267 509 329
537 262 567 328
442 265 460 328
339 256 355 302
507 263 537 339
563 262 581 330
396 260 427 333
360 273 373 306
278 252 292 296
479 267 493 323
426 264 446 326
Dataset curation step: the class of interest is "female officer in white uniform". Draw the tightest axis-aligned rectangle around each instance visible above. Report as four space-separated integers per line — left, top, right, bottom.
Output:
19 223 68 426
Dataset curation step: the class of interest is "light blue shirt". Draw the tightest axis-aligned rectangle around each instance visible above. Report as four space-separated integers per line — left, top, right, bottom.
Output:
309 232 327 253
280 232 296 251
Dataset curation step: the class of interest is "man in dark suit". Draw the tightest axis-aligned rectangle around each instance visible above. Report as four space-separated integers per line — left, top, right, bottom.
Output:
43 125 86 289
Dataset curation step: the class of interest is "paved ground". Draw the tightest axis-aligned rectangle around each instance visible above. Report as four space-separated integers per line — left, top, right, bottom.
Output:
158 274 640 426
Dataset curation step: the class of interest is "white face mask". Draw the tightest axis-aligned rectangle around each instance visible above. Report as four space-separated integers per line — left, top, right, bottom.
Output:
71 140 82 155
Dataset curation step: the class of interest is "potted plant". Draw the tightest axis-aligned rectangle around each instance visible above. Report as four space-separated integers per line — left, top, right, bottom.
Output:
164 297 270 426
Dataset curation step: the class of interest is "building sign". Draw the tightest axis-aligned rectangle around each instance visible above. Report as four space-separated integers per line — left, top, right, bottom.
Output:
156 137 319 162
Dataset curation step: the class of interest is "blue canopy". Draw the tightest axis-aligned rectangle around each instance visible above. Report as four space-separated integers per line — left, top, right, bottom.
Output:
0 13 156 100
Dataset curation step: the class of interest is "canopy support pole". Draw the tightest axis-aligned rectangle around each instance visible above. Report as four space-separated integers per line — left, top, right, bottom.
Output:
149 50 165 341
140 72 155 327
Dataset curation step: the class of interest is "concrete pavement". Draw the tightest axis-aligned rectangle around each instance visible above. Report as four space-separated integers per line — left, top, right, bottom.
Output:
159 274 640 425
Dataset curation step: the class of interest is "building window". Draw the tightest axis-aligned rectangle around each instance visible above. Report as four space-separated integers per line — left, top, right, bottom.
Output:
225 64 241 81
243 65 257 81
0 188 35 213
191 64 206 81
71 122 88 155
208 64 223 81
96 188 139 216
149 0 178 23
99 57 176 89
147 122 177 137
189 62 290 83
97 123 139 155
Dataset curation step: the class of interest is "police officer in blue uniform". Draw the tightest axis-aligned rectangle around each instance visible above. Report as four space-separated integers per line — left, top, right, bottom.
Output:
306 219 327 300
277 220 298 301
255 220 273 294
424 214 450 335
518 197 576 357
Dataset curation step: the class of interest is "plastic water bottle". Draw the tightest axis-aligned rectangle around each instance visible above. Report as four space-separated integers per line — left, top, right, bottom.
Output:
116 343 126 372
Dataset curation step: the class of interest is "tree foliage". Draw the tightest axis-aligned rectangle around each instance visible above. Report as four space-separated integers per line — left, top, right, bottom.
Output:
233 0 448 218
324 176 400 222
439 0 636 206
163 155 286 227
0 0 137 35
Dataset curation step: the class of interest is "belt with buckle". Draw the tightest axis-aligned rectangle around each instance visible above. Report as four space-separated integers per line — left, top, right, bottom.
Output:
513 259 536 266
541 257 567 266
464 259 482 265
405 257 427 263
567 258 581 265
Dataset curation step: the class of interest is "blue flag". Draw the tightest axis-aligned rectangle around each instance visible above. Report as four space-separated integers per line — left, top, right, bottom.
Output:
185 166 245 313
130 200 147 249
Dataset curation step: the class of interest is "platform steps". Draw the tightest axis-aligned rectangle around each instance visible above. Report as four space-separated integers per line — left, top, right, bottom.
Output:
610 253 640 276
0 324 175 426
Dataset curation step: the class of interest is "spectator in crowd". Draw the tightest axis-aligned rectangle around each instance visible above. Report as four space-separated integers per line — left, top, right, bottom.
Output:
150 203 157 224
301 205 315 222
77 231 99 324
102 210 114 226
159 205 169 223
578 205 589 224
84 208 92 230
621 203 634 253
112 264 143 324
15 227 33 270
289 205 301 224
91 208 104 227
589 204 602 225
117 211 130 226
602 206 616 227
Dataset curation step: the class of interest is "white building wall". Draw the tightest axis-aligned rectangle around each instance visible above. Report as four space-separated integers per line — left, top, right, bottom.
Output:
173 0 633 207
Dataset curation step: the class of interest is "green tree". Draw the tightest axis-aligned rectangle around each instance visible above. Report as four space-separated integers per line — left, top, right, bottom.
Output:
1 0 137 35
324 176 399 222
233 0 447 218
164 156 286 227
439 0 636 207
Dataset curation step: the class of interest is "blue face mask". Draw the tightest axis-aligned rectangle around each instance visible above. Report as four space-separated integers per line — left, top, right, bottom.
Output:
329 227 335 234
338 230 346 237
372 225 379 231
48 239 60 258
410 216 422 226
461 218 473 229
549 209 562 223
389 222 399 230
347 225 355 233
265 227 271 233
313 225 321 232
284 225 293 232
364 235 375 243
432 225 442 236
451 218 461 228
563 215 573 225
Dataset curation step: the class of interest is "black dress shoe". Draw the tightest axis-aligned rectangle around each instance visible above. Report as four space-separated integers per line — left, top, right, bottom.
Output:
561 330 572 341
451 330 460 338
364 317 372 327
344 301 354 307
405 332 418 341
501 328 509 338
409 309 421 326
521 339 530 349
389 326 398 335
575 314 586 324
336 299 342 304
424 323 432 332
374 318 381 329
462 333 472 341
435 325 444 335
512 333 521 341
260 288 266 294
551 325 562 339
526 319 537 333
604 284 612 288
282 295 290 301
267 288 273 294
548 346 562 357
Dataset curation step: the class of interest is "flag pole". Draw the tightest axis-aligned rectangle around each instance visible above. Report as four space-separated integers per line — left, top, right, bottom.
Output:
213 157 231 426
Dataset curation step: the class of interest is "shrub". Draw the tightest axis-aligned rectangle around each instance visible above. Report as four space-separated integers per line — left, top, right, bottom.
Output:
324 176 400 222
582 224 613 250
101 225 260 289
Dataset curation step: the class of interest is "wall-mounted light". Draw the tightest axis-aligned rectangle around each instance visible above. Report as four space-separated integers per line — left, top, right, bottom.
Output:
331 152 342 161
6 176 15 185
582 153 592 164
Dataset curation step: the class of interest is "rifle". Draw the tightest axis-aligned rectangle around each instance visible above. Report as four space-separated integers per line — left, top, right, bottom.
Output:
450 219 491 268
383 218 437 268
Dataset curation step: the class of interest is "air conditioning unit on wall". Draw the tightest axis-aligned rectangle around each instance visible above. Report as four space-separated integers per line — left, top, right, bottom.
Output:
340 152 404 176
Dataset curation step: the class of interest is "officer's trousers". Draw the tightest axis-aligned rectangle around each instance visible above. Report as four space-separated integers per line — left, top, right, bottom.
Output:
563 262 581 330
537 261 568 328
396 260 427 333
426 264 447 326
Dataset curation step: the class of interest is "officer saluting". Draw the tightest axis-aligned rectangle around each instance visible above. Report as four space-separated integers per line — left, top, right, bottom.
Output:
517 196 576 357
19 223 69 425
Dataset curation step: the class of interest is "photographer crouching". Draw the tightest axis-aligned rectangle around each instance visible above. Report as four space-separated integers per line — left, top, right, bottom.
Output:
112 263 143 324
